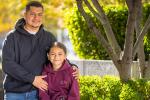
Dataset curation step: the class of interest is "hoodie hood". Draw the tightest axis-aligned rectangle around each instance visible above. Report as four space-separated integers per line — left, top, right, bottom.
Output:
15 18 44 37
15 18 25 29
44 60 71 73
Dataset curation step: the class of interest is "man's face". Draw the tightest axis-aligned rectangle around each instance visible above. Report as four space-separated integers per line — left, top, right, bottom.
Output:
24 6 43 29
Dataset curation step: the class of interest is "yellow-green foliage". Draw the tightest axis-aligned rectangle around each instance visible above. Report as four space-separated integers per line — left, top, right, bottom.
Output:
79 76 150 100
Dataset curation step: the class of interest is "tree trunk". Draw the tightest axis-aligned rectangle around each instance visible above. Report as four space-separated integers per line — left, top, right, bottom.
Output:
144 55 150 79
116 61 131 82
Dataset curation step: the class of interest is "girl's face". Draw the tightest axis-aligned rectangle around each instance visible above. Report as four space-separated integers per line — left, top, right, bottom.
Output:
48 46 66 70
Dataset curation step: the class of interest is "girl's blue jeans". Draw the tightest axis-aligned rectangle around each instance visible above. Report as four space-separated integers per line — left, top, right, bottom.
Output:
4 90 38 100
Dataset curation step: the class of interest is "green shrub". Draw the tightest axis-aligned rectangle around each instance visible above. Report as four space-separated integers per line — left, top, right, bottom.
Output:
101 76 121 100
79 76 150 100
119 80 144 100
79 76 121 100
79 76 103 100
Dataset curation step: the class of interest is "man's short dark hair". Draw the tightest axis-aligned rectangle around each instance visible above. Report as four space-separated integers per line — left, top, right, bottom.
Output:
26 1 43 11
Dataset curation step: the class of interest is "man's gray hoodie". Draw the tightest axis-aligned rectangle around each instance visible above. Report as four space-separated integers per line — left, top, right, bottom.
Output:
2 18 56 92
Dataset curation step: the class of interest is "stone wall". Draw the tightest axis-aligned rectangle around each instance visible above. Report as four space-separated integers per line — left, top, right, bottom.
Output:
71 60 140 79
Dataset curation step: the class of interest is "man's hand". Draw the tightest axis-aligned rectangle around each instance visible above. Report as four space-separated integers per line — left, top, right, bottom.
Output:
72 66 79 80
32 75 48 91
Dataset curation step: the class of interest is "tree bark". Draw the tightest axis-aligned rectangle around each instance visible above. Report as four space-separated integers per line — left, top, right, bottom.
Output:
117 62 131 82
134 0 146 78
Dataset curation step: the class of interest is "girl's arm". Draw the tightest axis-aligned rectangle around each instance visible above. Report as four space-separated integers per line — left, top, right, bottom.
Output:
67 68 80 100
67 59 79 80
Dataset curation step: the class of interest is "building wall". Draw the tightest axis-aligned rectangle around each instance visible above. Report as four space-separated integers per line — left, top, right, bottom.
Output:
71 60 140 79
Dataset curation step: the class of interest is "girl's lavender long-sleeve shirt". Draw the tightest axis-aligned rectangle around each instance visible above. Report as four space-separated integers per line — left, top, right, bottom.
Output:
39 60 80 100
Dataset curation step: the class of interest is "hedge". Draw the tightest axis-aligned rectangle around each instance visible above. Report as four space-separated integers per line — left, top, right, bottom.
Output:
79 76 150 100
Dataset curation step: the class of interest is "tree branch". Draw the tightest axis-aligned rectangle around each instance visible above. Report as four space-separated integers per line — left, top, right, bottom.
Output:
90 0 122 59
123 0 139 62
76 0 120 68
133 14 150 57
134 0 146 78
126 0 134 10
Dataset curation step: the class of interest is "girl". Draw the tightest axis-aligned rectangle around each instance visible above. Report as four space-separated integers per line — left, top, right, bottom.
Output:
39 42 80 100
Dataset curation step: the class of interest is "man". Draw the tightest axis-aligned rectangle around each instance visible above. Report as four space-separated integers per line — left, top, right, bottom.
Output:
2 1 79 100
